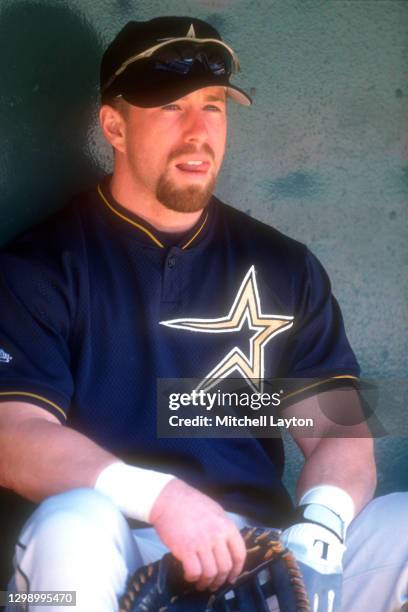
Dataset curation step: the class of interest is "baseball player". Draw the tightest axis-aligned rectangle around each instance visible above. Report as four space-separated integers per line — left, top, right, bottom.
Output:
0 16 406 612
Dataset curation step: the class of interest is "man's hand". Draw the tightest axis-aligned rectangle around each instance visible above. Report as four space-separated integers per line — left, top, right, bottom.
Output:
149 478 247 592
281 521 346 611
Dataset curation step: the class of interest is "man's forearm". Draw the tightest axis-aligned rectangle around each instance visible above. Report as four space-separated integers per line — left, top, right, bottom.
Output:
295 436 377 515
0 413 116 502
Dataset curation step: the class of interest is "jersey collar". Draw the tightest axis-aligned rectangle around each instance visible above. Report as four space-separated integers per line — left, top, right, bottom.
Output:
96 180 211 250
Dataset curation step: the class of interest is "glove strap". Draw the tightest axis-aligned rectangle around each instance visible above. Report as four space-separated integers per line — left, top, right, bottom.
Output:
289 503 346 543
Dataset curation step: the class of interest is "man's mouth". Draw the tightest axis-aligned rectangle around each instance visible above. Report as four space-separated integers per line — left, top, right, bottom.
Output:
175 160 210 174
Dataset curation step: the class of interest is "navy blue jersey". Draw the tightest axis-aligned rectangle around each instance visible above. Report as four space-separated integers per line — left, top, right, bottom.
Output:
0 181 359 524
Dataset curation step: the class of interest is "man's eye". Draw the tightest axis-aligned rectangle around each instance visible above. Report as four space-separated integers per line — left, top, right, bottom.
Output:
205 105 222 112
162 104 180 111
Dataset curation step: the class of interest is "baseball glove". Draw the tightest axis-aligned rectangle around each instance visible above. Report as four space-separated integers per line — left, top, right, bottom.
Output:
119 526 310 611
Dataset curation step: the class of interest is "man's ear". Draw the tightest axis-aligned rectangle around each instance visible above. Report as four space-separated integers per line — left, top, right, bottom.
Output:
99 103 127 154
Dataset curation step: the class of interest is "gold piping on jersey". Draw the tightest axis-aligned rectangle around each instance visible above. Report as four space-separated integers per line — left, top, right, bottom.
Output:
97 185 165 248
181 211 209 249
281 375 359 402
97 184 209 249
0 391 67 420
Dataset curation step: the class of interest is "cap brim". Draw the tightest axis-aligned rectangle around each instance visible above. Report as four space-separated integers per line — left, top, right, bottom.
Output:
226 85 252 106
113 63 252 108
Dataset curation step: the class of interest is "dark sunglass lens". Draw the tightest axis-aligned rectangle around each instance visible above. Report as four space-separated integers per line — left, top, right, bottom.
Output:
207 61 227 76
153 43 231 77
193 51 226 75
205 49 231 74
155 58 193 74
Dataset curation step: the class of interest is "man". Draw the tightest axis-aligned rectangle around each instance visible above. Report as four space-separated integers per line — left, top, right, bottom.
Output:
0 16 406 612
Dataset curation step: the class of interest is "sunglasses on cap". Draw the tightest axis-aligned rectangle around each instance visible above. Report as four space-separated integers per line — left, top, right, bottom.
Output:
101 39 240 95
153 42 234 77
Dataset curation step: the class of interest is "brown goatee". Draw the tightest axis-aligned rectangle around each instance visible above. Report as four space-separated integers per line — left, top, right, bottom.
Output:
155 173 216 213
156 143 217 212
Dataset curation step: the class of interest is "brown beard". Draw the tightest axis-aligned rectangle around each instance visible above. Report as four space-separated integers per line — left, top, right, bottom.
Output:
155 170 216 213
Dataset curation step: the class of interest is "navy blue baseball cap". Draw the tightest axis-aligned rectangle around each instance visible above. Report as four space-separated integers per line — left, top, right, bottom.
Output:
100 16 252 108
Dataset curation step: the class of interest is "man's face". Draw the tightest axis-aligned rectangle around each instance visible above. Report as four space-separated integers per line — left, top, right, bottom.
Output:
119 86 227 213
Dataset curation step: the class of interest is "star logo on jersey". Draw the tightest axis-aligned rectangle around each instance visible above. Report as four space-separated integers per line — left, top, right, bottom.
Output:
160 266 294 392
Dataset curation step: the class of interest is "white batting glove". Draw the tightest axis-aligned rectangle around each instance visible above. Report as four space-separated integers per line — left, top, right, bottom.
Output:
281 485 354 612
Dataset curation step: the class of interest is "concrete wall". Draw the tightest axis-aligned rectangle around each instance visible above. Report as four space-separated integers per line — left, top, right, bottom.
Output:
0 0 407 495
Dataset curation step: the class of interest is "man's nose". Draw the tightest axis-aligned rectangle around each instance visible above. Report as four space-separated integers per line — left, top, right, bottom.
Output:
183 110 208 144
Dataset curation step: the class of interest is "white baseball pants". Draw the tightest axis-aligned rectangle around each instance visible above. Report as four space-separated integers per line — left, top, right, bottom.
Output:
5 489 408 612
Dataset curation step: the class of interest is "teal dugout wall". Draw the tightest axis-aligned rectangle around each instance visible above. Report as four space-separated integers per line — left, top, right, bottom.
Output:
0 0 407 496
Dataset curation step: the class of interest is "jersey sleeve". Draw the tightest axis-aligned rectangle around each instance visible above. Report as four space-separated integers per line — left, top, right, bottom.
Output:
283 248 360 396
0 240 76 423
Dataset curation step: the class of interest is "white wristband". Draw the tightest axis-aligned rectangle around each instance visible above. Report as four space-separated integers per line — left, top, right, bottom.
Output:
94 461 175 523
299 485 355 530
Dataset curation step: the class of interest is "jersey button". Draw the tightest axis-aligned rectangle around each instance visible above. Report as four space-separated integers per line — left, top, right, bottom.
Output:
168 255 176 268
